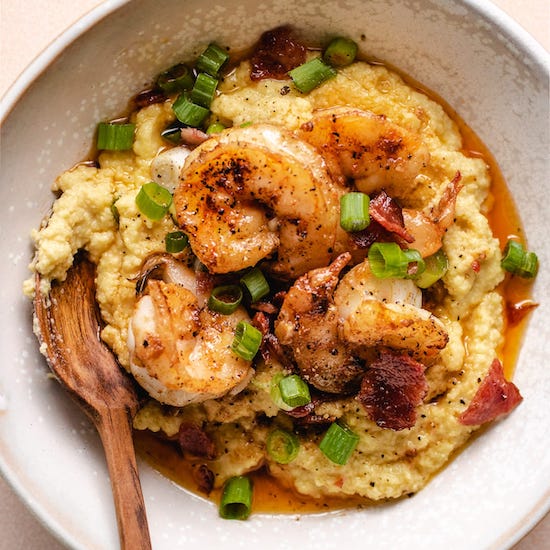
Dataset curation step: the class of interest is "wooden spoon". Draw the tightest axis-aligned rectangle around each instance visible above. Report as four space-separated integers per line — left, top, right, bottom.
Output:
34 254 151 550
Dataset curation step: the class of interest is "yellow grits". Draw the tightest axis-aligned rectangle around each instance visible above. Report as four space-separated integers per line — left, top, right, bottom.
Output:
25 57 505 502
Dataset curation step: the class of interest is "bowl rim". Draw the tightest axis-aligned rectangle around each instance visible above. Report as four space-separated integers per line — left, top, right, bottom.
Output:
0 0 548 548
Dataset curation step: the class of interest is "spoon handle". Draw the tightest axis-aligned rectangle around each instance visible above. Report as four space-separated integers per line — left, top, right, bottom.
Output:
96 407 152 550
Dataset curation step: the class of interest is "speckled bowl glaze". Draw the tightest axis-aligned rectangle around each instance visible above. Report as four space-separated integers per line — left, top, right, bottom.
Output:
0 1 548 548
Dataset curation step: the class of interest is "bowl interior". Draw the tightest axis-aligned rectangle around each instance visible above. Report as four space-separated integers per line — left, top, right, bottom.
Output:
1 0 549 548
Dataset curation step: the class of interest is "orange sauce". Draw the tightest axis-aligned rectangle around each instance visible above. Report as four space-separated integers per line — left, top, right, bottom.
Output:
134 59 537 514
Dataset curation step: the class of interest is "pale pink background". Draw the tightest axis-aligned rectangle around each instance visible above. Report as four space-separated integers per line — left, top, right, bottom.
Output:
0 0 548 548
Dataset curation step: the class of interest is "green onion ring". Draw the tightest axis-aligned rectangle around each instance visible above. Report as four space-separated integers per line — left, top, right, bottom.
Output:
231 321 262 361
266 429 300 464
135 182 173 221
219 476 253 520
208 285 243 314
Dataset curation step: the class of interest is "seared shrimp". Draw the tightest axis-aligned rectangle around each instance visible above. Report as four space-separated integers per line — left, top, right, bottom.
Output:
334 260 448 361
402 171 462 257
274 253 364 394
127 265 254 406
297 106 430 199
275 254 448 393
173 124 340 279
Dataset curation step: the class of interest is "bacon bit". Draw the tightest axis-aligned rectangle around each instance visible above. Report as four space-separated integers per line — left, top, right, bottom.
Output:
369 190 414 242
251 311 289 366
349 219 395 249
471 260 481 273
356 351 428 431
431 171 462 226
177 423 217 459
250 26 307 81
334 477 344 488
180 127 209 147
459 359 522 426
250 301 279 315
193 464 215 494
133 88 167 109
506 300 539 326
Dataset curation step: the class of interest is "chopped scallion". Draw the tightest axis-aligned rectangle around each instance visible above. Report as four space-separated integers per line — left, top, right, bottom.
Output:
231 321 262 361
172 94 210 128
208 285 243 314
269 373 294 411
135 182 173 221
266 429 300 464
190 72 219 108
288 57 337 94
319 420 359 465
402 248 426 279
219 476 253 520
206 122 226 134
323 37 358 67
196 43 230 77
97 122 135 151
501 239 539 278
110 199 120 225
368 242 409 279
340 192 370 232
156 63 194 94
165 230 188 253
240 267 270 302
278 374 311 408
415 249 448 288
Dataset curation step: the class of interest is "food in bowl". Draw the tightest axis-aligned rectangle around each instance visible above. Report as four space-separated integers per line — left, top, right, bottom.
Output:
24 26 538 517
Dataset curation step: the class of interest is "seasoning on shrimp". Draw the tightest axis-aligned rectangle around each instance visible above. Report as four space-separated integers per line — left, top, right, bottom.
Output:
25 27 532 513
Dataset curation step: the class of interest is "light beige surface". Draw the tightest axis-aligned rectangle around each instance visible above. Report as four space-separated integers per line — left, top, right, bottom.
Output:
0 0 548 548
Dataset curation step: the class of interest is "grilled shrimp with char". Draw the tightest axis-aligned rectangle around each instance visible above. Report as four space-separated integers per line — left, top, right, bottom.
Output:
275 254 448 394
297 106 430 199
173 124 341 279
127 255 254 406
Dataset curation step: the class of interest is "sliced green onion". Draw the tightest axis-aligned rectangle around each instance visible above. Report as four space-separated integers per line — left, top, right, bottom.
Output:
219 476 253 520
161 121 184 144
240 267 270 302
266 429 300 464
289 57 337 93
323 37 358 67
208 285 243 314
402 248 426 279
206 122 226 134
196 43 230 77
231 321 262 361
110 199 120 225
190 73 218 108
501 240 539 278
165 230 188 253
97 122 135 151
278 374 311 408
156 63 194 94
415 249 448 288
269 373 294 411
172 94 210 128
340 192 370 232
368 242 409 279
135 182 173 221
319 420 359 465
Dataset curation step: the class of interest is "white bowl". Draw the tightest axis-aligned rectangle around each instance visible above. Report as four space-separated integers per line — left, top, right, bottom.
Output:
1 1 548 548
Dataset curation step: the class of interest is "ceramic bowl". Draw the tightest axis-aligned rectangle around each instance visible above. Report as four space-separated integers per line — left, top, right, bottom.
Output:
1 0 548 548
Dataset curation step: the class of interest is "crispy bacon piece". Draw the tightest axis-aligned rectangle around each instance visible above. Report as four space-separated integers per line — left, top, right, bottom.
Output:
133 88 167 109
251 311 290 366
177 423 217 459
459 359 523 426
369 190 414 243
356 351 428 430
193 464 215 494
349 219 395 249
250 26 307 81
